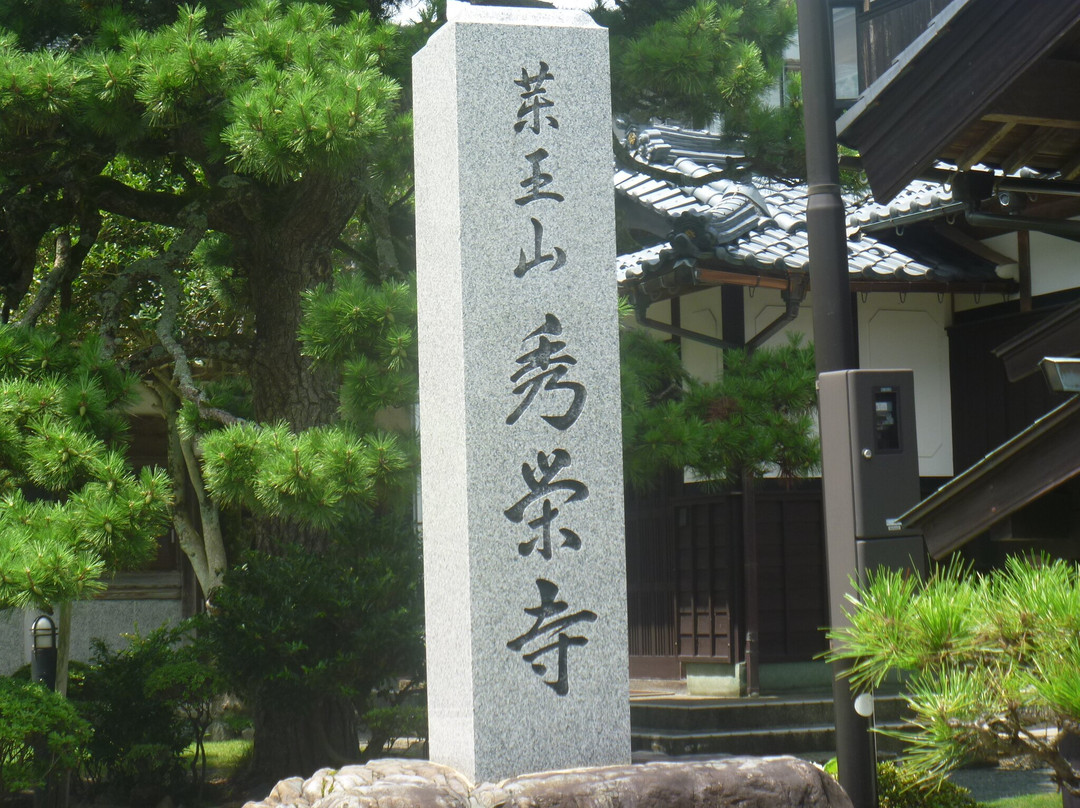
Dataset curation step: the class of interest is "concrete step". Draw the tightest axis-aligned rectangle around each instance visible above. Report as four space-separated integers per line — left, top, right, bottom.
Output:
630 693 912 758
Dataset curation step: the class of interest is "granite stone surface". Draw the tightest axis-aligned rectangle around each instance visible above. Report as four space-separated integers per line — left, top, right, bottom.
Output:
414 4 630 784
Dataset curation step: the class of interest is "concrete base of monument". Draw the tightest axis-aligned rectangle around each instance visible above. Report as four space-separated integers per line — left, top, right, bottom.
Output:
241 755 853 808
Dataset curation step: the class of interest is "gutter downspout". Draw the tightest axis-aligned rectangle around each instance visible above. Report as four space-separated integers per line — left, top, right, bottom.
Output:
965 210 1080 244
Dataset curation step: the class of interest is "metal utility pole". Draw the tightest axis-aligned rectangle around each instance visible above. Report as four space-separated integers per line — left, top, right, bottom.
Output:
796 1 876 807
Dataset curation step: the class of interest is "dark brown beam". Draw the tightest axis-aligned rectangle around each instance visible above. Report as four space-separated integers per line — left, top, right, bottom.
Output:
932 223 1018 265
1018 230 1032 313
631 264 1017 302
987 59 1080 128
1059 148 1080 180
902 396 1080 558
1002 125 1061 174
993 299 1080 381
838 1 1080 202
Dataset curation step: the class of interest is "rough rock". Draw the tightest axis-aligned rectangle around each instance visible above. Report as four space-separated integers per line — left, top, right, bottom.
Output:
244 757 850 808
472 757 852 808
243 759 473 808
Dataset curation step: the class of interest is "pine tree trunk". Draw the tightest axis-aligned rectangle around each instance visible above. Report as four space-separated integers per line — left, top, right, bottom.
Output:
251 695 359 780
227 172 365 779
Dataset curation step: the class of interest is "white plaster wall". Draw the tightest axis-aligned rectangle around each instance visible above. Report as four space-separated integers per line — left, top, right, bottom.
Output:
745 288 953 477
955 228 1078 314
680 286 726 382
858 297 953 477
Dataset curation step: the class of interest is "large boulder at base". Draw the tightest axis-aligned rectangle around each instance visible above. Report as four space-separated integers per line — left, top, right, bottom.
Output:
242 759 473 808
473 757 851 808
243 756 851 808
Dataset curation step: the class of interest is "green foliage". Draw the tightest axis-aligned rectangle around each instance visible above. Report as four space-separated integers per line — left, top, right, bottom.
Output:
198 269 417 526
74 623 215 801
300 273 418 428
604 0 796 130
828 556 1080 794
0 677 90 798
875 761 980 808
620 329 818 489
200 421 413 527
0 324 172 610
196 515 423 756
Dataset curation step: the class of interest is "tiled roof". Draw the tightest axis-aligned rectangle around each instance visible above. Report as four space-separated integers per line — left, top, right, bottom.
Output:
616 125 1004 290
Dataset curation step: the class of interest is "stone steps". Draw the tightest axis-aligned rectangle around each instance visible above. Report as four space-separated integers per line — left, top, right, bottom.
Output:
630 693 912 759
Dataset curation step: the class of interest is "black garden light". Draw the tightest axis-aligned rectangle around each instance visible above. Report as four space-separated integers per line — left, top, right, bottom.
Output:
31 614 58 691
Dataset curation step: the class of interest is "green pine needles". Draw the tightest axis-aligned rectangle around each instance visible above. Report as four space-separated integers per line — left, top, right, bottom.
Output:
621 329 818 489
0 1 402 185
199 271 416 528
828 555 1080 796
0 325 172 610
606 0 796 131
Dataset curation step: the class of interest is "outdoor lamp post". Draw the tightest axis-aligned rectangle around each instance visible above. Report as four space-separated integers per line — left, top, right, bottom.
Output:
31 614 58 691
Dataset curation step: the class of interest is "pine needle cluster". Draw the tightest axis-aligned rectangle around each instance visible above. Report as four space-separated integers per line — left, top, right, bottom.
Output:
0 324 172 610
828 555 1080 795
197 271 416 528
621 329 818 489
0 1 402 185
606 0 796 131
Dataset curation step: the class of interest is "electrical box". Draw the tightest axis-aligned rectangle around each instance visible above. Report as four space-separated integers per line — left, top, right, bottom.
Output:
819 369 921 539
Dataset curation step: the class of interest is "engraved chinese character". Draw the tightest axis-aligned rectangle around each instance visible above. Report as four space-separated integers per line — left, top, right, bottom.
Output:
514 61 559 134
515 217 566 278
504 448 588 559
507 578 596 696
507 314 585 430
516 148 564 206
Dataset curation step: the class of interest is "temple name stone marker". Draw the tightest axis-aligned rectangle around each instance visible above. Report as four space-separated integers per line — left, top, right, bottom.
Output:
414 4 630 784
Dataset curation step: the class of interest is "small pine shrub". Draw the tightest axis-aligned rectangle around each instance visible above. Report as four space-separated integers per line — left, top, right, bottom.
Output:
876 762 980 808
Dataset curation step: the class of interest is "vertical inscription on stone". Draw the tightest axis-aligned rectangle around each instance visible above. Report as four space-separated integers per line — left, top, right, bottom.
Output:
506 58 593 694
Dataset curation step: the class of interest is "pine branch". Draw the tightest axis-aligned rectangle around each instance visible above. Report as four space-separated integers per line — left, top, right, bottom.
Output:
151 377 227 594
18 209 101 328
89 175 191 228
97 209 243 428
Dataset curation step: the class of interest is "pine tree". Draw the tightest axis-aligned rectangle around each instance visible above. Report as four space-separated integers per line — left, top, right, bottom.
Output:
595 0 802 175
828 556 1080 797
0 0 416 777
621 329 818 489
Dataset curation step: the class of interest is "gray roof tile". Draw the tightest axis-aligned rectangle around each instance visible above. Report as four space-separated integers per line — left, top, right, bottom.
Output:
615 125 1000 291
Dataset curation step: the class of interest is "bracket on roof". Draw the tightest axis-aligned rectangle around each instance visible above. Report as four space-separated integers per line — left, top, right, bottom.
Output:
745 270 810 355
630 290 742 351
629 269 810 355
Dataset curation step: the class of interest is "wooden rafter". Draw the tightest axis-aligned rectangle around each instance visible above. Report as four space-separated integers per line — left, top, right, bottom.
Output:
957 120 1016 170
932 223 1018 266
1059 149 1080 180
1002 126 1061 174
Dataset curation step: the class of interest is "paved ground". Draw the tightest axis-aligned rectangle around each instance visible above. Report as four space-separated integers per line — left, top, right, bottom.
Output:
948 767 1059 803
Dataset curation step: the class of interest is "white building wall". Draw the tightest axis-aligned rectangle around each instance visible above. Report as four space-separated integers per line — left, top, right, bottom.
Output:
744 288 954 477
0 599 183 676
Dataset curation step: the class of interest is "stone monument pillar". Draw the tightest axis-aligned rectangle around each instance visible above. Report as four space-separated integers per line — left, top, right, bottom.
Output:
413 4 630 784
